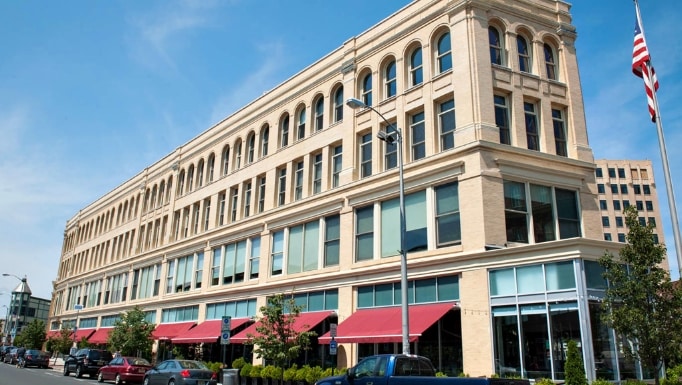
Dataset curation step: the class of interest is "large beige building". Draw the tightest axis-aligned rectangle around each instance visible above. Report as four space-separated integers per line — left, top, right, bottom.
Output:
49 0 649 381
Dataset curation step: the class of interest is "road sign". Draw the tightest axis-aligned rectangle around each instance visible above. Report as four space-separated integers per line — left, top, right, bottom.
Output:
221 316 231 344
221 331 231 345
330 323 337 338
329 340 337 355
221 316 231 331
74 304 83 310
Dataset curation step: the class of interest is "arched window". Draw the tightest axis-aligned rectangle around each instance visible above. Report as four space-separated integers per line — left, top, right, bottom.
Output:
297 108 306 140
246 133 255 164
544 43 557 80
178 170 185 195
437 32 452 73
314 97 324 131
489 26 502 65
144 189 151 212
260 124 270 157
409 47 423 86
187 164 194 192
280 114 290 148
221 145 230 176
158 180 166 206
207 153 215 183
197 160 204 188
362 73 373 106
384 60 396 98
234 140 242 169
517 35 531 73
334 86 344 122
150 186 157 209
166 176 173 202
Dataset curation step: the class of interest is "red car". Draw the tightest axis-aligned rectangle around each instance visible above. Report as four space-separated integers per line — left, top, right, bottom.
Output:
97 356 152 384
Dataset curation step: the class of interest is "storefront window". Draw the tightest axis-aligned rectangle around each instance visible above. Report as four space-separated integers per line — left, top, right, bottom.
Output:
545 261 575 291
549 302 581 380
520 304 549 380
590 302 617 380
490 269 515 296
493 306 521 377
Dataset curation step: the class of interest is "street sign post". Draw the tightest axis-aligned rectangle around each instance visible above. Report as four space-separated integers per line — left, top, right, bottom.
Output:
221 316 231 345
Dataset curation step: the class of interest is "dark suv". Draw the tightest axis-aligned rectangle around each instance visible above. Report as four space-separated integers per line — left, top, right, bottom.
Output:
63 348 113 378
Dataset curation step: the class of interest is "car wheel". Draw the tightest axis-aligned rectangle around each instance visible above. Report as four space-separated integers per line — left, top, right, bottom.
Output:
63 364 70 376
143 376 150 385
98 371 104 383
114 373 123 385
76 365 83 378
169 379 176 385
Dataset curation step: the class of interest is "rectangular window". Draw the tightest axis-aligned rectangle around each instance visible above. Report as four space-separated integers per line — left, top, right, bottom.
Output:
636 200 644 210
383 124 398 170
552 108 567 156
597 184 605 194
166 259 175 294
616 216 624 227
620 184 628 194
556 188 581 238
257 176 266 213
381 190 427 257
195 252 203 289
524 102 540 151
203 199 210 231
230 187 239 222
243 182 251 218
250 237 260 279
648 217 656 227
271 230 284 276
602 216 610 227
604 233 612 241
278 168 287 206
435 182 461 246
618 233 626 243
410 111 426 160
494 95 511 145
356 205 374 261
595 168 603 178
643 184 651 194
505 181 528 243
531 184 556 242
439 99 455 151
641 169 649 179
646 201 654 211
610 184 618 194
211 248 221 286
360 133 372 178
618 168 626 178
608 168 616 178
218 192 226 226
623 200 630 208
634 184 641 194
332 145 342 188
613 200 621 211
294 161 304 201
222 240 247 284
287 220 320 274
313 153 322 194
599 200 607 210
324 215 340 266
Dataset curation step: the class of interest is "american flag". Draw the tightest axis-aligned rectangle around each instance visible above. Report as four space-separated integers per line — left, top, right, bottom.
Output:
632 3 659 122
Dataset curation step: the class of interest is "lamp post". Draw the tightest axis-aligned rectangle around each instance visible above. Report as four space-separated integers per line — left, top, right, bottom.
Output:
346 97 410 355
2 304 8 343
3 273 31 344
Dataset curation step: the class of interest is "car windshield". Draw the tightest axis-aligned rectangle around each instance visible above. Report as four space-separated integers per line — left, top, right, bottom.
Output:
127 357 151 366
178 360 208 370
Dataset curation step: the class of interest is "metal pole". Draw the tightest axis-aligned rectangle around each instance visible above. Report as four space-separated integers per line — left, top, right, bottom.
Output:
397 128 410 355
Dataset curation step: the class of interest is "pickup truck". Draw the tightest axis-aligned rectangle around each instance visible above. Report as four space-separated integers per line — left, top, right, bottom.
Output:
315 354 529 385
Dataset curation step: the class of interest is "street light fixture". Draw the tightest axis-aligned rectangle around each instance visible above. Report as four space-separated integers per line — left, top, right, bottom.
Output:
346 97 410 355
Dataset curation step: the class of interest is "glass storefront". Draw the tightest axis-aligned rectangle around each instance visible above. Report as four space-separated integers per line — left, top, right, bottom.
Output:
490 259 648 381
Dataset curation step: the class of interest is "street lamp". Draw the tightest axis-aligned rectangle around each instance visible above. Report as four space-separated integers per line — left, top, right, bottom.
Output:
3 273 31 344
346 97 410 355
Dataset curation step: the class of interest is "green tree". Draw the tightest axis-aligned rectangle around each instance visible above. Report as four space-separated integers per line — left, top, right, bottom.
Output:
14 319 47 349
47 327 77 355
108 306 155 358
245 293 316 380
564 340 587 385
599 205 682 385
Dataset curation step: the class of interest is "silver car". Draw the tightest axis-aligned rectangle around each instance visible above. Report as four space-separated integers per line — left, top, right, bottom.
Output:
142 360 217 385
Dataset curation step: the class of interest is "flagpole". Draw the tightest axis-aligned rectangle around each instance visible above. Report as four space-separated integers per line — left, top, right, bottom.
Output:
636 0 682 279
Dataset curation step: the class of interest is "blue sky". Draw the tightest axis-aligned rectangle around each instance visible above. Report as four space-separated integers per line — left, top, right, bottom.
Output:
0 0 680 301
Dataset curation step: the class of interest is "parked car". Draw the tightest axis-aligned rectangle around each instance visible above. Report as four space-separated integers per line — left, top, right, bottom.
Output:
19 349 50 368
98 356 152 384
2 348 18 364
142 359 217 385
0 346 15 361
63 348 114 378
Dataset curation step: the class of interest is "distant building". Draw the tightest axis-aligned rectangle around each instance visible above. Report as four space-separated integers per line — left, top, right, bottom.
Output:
594 160 668 268
47 0 666 382
3 278 50 345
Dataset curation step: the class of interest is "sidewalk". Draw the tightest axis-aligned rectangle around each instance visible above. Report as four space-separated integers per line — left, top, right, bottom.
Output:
49 357 64 372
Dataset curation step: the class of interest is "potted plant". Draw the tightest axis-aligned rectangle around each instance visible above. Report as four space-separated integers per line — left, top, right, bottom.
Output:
294 365 311 385
305 366 324 384
283 364 298 385
240 363 253 385
250 364 263 385
261 364 280 385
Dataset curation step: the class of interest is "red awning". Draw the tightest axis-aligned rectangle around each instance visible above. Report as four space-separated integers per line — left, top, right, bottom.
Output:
46 330 60 338
171 318 251 344
88 328 113 344
74 328 96 341
318 302 456 344
231 310 333 344
152 322 196 340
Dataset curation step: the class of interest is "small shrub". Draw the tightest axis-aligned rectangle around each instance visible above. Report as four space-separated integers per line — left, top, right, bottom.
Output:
436 372 448 377
321 367 334 378
241 363 253 377
205 361 223 374
233 357 247 370
592 379 613 385
295 365 311 382
457 372 469 377
283 365 298 382
261 365 280 380
536 378 555 385
624 380 647 385
250 365 263 378
306 366 324 384
663 364 682 385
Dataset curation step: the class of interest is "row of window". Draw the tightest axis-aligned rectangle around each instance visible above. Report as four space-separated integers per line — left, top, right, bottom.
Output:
597 183 652 195
602 216 656 228
599 199 653 212
488 25 560 81
604 232 659 244
596 167 650 180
